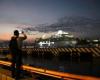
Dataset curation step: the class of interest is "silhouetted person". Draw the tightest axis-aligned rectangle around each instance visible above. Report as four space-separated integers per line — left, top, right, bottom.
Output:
9 30 27 80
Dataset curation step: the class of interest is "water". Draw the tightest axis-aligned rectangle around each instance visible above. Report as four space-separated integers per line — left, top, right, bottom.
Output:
22 55 100 77
0 51 100 77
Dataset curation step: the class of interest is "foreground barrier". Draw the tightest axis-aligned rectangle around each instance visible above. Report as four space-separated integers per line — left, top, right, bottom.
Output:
0 60 100 80
0 73 15 80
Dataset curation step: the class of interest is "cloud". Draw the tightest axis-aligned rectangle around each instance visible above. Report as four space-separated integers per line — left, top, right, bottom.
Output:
22 16 100 38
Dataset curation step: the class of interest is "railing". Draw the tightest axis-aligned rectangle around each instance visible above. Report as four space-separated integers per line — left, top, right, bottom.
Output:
0 73 15 80
0 47 100 57
0 60 100 80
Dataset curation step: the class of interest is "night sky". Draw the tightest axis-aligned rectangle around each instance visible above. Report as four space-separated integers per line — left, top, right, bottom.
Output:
0 0 100 40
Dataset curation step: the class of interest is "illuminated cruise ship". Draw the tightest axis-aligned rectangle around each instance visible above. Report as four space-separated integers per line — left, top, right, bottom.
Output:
38 30 77 48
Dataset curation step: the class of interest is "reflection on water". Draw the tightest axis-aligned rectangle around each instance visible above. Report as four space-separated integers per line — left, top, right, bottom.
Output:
0 52 100 77
22 55 100 77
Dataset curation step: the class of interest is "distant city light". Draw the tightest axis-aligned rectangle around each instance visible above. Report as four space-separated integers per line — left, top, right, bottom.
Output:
93 40 98 42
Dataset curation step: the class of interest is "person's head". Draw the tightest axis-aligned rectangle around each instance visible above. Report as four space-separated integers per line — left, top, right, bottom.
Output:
14 30 19 37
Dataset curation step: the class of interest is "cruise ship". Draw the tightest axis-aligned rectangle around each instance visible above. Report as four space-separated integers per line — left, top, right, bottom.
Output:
37 30 77 48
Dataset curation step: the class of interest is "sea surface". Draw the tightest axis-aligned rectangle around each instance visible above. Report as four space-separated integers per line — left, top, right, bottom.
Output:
0 52 100 77
22 55 100 77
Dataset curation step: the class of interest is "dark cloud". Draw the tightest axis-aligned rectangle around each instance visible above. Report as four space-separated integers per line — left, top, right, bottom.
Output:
23 16 100 38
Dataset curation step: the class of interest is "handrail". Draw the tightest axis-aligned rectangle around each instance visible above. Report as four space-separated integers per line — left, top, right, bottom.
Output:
0 60 100 80
0 71 15 80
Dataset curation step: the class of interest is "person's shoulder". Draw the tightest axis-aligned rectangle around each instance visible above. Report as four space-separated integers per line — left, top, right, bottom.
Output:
11 36 17 39
18 37 24 40
19 36 26 40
